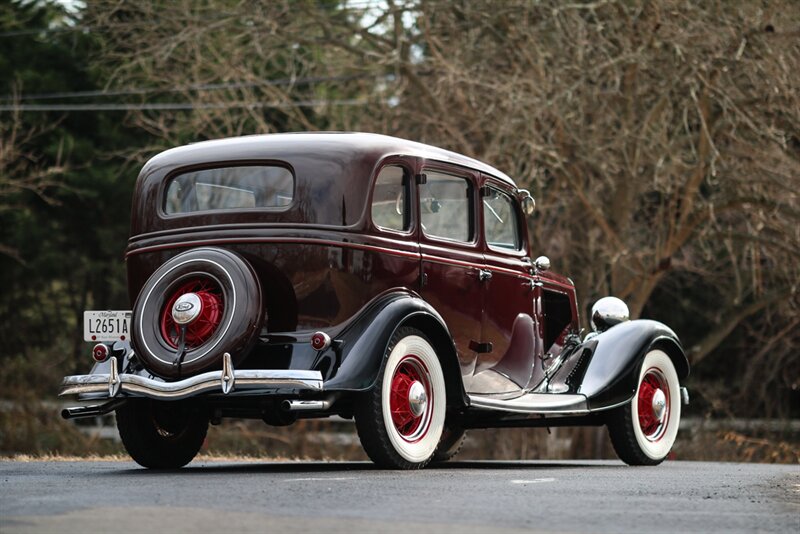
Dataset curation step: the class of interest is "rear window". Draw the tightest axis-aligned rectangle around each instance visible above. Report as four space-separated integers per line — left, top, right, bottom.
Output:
164 165 294 214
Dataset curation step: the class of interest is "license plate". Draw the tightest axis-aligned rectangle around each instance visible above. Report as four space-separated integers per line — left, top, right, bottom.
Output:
84 310 132 342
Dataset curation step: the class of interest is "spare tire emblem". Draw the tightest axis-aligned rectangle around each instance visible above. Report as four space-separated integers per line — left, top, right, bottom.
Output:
172 293 203 325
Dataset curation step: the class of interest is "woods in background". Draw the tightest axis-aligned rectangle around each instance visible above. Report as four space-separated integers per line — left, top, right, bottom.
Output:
1 0 798 420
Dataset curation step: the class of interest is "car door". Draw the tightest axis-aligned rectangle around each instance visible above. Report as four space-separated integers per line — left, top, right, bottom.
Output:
417 164 484 391
473 178 542 393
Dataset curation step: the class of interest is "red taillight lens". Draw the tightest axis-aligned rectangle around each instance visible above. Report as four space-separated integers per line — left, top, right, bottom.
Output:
311 332 331 351
92 343 109 363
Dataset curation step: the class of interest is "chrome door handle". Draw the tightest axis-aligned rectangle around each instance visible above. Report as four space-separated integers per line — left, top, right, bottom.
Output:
478 269 492 282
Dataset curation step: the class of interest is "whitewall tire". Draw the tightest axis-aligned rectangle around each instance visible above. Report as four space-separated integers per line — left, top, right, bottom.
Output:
607 350 681 465
355 327 446 469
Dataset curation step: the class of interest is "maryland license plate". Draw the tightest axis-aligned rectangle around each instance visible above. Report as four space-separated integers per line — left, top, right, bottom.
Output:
84 310 132 342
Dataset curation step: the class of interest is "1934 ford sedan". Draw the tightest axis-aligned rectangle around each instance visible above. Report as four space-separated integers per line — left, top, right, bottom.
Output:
61 132 689 469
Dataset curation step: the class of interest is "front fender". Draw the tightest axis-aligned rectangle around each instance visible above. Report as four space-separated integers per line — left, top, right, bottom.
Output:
578 319 689 410
323 290 465 406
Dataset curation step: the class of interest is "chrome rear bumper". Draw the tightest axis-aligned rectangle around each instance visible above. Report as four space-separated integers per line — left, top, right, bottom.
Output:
59 355 323 401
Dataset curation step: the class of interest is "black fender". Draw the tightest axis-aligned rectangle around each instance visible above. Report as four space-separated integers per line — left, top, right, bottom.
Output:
323 289 467 408
577 319 689 411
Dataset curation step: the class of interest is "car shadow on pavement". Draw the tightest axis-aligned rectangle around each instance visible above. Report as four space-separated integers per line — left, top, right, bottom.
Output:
103 459 621 476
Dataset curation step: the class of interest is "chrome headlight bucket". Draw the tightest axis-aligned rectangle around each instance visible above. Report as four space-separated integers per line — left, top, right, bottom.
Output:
590 296 630 332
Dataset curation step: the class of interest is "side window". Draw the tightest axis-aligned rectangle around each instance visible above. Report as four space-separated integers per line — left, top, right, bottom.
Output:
420 171 473 242
371 165 410 232
483 186 521 251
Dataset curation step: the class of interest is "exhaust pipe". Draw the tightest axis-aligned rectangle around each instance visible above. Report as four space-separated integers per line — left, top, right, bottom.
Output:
61 399 126 420
282 399 333 412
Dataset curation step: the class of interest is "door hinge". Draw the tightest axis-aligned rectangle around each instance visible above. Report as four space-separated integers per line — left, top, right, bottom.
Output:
420 271 428 287
525 278 543 290
415 173 427 185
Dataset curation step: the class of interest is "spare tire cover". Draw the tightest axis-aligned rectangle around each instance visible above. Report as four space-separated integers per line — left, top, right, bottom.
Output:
132 247 263 379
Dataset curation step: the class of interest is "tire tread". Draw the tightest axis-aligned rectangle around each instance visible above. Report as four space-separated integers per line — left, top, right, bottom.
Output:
607 402 662 466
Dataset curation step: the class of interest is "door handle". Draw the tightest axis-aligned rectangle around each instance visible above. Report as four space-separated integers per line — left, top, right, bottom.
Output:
478 269 492 282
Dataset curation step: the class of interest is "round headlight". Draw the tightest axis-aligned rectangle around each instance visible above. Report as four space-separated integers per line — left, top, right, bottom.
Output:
590 297 630 332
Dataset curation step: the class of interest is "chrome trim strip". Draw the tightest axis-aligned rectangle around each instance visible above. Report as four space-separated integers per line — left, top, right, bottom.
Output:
468 392 589 414
60 368 323 401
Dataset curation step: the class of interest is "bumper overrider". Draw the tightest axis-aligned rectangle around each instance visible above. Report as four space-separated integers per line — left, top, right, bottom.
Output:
59 353 323 402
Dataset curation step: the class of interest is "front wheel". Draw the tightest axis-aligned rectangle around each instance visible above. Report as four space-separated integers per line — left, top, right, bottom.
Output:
607 350 681 465
354 327 447 469
116 399 208 469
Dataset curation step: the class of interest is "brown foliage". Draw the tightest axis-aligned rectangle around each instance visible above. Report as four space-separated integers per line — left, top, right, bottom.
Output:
86 0 799 416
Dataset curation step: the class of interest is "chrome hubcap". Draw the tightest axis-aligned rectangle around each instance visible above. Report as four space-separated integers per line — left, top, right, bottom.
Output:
172 292 202 325
408 381 427 417
652 388 667 421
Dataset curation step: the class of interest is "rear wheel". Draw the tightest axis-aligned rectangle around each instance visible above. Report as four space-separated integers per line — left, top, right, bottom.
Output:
432 425 467 463
116 399 208 469
354 327 446 469
607 350 681 465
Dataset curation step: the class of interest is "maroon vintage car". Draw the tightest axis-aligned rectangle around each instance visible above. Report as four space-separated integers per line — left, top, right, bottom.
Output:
61 132 689 469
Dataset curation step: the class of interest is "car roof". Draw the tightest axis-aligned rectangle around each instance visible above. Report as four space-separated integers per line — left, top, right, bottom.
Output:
146 131 518 189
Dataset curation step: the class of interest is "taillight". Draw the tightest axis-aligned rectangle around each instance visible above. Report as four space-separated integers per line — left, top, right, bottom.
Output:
92 343 109 363
310 332 331 351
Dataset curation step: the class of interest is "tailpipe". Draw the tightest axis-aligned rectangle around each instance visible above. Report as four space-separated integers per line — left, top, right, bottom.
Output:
281 399 333 412
61 399 126 420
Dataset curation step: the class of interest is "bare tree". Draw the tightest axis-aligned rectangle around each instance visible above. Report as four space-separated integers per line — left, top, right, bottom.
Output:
0 98 67 261
87 0 800 416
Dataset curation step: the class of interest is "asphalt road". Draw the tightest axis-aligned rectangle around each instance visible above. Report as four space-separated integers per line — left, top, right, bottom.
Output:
1 460 798 533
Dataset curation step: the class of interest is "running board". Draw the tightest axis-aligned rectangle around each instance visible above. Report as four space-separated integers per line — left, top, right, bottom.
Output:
468 392 589 415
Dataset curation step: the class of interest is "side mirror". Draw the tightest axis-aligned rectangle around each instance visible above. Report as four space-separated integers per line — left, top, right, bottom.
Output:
518 189 536 215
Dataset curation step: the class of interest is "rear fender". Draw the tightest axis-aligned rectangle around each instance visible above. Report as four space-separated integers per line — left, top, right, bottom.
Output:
323 290 467 408
577 319 689 411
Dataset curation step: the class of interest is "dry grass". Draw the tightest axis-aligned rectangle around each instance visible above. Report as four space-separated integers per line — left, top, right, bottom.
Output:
0 453 304 463
2 402 798 464
1 453 130 462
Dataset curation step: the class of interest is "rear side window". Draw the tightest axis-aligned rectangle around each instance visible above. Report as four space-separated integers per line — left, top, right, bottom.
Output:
371 165 410 232
420 171 473 242
165 165 294 214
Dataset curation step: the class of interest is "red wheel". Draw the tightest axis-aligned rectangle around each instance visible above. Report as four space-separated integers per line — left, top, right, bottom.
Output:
637 368 670 441
159 277 225 349
389 356 433 442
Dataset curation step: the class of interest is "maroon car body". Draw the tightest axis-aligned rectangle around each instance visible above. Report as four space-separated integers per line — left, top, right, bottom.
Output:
61 133 689 469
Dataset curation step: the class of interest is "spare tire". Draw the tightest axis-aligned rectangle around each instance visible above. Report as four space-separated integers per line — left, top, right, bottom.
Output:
132 247 263 379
